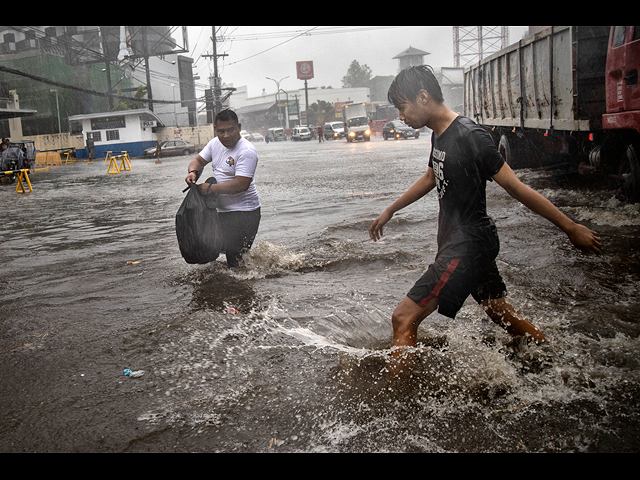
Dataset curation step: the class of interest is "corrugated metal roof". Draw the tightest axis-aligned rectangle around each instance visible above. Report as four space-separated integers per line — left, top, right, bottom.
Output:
0 107 37 120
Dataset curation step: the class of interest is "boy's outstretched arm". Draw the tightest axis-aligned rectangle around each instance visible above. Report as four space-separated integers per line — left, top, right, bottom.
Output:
369 168 436 242
492 163 602 254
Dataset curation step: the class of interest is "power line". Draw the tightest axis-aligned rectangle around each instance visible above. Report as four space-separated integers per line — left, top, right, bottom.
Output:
223 26 397 42
225 26 319 66
0 65 183 105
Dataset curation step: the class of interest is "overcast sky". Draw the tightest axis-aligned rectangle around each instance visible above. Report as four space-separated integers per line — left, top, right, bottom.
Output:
186 26 529 99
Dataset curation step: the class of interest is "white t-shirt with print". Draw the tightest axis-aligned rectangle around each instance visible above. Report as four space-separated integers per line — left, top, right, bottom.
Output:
198 137 260 213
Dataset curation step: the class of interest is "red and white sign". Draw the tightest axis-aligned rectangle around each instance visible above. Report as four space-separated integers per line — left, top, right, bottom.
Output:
296 61 314 80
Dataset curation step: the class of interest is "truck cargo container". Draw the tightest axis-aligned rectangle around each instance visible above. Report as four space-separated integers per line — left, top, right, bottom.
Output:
342 103 371 142
464 26 640 202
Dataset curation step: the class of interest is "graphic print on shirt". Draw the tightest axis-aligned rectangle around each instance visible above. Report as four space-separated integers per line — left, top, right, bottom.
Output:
431 147 448 199
226 156 235 167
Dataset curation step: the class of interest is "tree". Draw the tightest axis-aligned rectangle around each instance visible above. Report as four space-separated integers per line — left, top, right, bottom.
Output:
341 60 373 88
308 100 335 125
113 85 148 111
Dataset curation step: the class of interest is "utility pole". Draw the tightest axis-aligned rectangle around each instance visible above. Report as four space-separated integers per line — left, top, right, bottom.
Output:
142 26 154 112
203 26 228 119
99 27 114 110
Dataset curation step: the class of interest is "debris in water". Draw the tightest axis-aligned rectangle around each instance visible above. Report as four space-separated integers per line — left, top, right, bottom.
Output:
269 438 284 449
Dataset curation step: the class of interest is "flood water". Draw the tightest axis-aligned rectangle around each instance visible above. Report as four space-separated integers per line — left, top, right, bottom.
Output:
1 135 639 452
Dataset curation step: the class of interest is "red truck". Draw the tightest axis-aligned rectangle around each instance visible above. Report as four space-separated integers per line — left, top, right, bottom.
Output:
464 26 640 202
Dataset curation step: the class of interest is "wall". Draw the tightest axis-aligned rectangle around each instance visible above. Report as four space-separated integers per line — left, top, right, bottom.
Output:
157 124 215 152
23 131 85 152
24 123 217 158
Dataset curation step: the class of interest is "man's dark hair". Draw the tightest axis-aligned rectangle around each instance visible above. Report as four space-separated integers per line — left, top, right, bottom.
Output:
215 109 239 125
388 65 444 107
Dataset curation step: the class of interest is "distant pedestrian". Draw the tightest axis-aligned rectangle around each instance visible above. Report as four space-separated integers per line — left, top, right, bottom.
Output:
154 140 162 164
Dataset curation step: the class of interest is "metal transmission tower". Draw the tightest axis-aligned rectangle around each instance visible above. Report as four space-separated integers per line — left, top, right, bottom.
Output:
453 26 509 67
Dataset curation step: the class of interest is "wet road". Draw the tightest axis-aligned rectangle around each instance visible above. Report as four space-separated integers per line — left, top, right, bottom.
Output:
1 135 639 452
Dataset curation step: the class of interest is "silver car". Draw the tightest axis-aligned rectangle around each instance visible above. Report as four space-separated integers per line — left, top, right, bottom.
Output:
144 140 195 157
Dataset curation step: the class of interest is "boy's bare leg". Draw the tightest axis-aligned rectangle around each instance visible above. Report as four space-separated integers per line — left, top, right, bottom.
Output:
482 297 547 344
388 295 546 378
392 296 439 347
388 297 438 377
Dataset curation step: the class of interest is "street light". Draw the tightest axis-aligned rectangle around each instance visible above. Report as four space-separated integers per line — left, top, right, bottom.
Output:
266 76 289 92
266 76 289 128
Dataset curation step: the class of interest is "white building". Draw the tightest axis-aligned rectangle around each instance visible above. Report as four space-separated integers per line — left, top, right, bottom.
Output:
226 85 371 131
69 109 163 159
229 85 370 110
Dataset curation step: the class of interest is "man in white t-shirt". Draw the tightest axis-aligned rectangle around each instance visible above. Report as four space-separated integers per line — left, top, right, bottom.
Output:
185 109 261 267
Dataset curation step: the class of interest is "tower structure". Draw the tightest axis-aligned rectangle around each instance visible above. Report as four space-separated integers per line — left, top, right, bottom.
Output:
393 46 430 72
453 26 509 67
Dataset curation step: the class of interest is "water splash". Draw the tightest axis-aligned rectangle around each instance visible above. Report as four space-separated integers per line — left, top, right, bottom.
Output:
243 239 307 274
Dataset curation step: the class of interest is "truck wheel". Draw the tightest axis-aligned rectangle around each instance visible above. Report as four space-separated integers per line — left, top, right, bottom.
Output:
498 134 531 169
498 135 514 167
621 144 640 203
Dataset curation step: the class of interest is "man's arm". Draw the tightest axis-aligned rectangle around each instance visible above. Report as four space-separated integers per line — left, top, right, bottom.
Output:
185 154 253 196
199 176 252 196
369 167 436 241
185 155 208 185
492 162 602 254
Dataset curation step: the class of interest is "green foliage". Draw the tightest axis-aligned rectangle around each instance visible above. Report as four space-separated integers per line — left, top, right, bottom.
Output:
113 85 148 111
341 60 373 88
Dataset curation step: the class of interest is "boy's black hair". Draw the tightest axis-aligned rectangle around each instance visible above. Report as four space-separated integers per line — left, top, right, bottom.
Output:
215 108 239 125
387 65 444 107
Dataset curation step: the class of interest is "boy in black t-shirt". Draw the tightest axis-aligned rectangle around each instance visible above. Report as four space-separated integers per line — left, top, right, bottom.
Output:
370 66 602 350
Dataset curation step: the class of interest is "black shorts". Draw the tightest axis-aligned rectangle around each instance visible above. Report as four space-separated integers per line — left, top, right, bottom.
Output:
406 247 507 319
217 207 261 268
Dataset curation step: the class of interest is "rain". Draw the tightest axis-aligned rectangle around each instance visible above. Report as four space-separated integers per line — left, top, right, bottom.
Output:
0 26 639 453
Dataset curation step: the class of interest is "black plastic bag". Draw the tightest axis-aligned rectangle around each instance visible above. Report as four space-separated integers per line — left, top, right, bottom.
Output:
175 179 223 264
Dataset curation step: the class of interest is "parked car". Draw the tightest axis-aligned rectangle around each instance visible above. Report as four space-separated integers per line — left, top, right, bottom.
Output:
240 130 251 140
383 120 420 140
144 140 195 157
291 126 313 141
248 133 264 142
323 121 345 140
